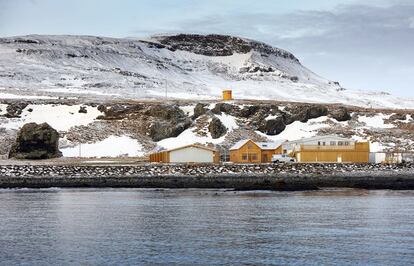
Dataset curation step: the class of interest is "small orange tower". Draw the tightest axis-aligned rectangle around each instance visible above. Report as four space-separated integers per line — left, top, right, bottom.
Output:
222 89 233 101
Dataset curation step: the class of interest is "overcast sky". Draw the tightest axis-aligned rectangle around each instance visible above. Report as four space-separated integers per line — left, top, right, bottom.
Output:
1 0 413 97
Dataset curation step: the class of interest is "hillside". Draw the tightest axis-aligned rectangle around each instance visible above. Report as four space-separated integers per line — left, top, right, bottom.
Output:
1 34 413 108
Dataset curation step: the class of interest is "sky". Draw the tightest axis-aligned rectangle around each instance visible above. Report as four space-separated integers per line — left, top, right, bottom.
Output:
1 0 413 97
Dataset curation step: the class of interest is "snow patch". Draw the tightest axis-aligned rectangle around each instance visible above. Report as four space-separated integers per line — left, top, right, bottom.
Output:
215 113 239 130
1 104 102 131
358 114 394 129
0 92 57 100
61 135 144 158
179 105 195 117
258 116 330 141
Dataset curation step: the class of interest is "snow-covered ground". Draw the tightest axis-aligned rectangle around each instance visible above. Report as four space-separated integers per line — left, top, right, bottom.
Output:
0 104 102 131
358 114 394 129
1 34 413 108
61 135 144 158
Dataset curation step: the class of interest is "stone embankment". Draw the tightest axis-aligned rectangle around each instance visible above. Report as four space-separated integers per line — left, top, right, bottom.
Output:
0 163 413 190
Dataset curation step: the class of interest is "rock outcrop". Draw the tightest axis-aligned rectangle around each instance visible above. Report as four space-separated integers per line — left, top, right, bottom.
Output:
329 107 351 121
9 123 62 159
192 103 208 119
209 117 227 139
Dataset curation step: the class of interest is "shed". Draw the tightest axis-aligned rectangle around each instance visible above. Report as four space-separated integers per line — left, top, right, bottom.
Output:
150 144 220 163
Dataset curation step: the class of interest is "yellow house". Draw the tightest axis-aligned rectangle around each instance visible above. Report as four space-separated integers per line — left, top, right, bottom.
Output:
229 139 284 163
283 135 370 163
222 90 233 101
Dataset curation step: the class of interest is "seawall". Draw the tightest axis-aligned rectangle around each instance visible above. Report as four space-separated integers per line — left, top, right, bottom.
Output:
1 163 414 190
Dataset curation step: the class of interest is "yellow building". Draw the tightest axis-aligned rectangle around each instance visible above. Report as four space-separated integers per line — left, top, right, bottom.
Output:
150 144 220 163
283 135 370 163
222 90 233 101
229 139 284 163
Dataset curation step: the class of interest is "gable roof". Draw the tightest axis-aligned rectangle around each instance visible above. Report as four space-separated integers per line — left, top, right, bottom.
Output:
256 140 285 150
167 144 217 153
230 139 285 151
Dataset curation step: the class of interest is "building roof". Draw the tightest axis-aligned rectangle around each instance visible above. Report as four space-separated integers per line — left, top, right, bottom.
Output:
283 135 356 145
229 139 285 151
166 144 217 153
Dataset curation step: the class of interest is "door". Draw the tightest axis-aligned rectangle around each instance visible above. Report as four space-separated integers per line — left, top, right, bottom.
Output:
262 154 268 163
337 154 342 163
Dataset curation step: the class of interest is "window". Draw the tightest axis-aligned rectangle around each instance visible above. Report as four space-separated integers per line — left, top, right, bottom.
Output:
283 149 288 154
262 144 268 147
323 142 326 146
318 141 321 146
344 141 350 146
338 141 344 146
251 154 258 160
330 141 336 146
242 154 248 160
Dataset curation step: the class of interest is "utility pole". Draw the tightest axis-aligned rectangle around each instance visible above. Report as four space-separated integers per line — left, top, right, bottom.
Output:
165 79 168 100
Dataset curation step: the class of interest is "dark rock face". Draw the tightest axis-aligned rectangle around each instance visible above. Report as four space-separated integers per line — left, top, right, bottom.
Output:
329 107 351 122
4 102 28 118
159 34 252 56
97 104 144 120
150 119 193 142
209 117 227 139
211 103 239 115
192 103 208 119
147 104 193 141
9 123 62 160
390 113 407 121
260 117 286 136
284 105 328 124
78 106 87 114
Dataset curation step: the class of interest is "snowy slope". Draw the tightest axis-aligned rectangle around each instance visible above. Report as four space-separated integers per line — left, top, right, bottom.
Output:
0 34 413 108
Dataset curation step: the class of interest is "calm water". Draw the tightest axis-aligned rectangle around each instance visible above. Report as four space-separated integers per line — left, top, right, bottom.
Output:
0 189 414 265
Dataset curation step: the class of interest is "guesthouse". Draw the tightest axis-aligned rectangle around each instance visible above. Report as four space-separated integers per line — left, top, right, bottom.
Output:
229 139 284 163
149 144 220 163
283 135 370 163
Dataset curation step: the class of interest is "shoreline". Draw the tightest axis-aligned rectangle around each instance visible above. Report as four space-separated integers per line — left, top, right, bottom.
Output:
1 163 413 190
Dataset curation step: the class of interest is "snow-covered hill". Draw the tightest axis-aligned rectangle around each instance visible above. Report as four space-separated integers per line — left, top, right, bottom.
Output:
1 34 413 109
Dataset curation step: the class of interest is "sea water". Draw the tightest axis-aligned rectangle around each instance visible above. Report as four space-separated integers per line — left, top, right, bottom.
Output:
0 188 413 265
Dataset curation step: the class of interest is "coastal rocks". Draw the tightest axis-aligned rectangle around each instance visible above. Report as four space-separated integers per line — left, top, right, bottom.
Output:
208 117 227 139
329 107 351 121
8 123 62 159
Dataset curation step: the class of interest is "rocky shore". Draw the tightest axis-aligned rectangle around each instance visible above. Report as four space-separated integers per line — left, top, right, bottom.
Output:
1 163 413 190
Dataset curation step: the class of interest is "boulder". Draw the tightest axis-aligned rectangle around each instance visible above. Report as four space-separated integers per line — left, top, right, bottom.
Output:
208 117 227 139
8 123 62 159
192 103 208 119
4 102 28 118
329 107 351 121
259 117 286 136
211 103 237 115
389 113 407 121
284 105 328 124
149 118 193 142
78 106 87 114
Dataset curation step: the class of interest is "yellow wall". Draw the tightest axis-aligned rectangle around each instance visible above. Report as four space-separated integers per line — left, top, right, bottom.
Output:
296 142 370 163
230 141 282 163
222 90 233 101
230 140 262 163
